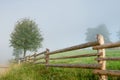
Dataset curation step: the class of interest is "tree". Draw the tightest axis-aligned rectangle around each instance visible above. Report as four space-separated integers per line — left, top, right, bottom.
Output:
85 24 111 43
13 48 22 59
10 18 43 58
117 30 120 41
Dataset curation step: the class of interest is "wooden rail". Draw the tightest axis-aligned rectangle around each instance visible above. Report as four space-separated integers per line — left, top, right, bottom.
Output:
49 41 99 55
34 57 44 61
18 34 120 80
46 64 101 69
50 53 99 60
94 70 120 77
93 42 120 50
34 62 46 64
36 56 45 60
36 51 46 56
96 57 120 61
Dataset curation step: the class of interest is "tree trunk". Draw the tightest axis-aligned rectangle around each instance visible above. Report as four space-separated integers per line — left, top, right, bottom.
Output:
23 49 26 58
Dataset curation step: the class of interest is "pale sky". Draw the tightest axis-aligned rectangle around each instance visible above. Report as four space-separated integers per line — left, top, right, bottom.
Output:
0 0 120 64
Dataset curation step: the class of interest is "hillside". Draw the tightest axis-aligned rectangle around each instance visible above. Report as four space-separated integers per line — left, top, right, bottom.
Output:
0 50 120 80
0 63 99 80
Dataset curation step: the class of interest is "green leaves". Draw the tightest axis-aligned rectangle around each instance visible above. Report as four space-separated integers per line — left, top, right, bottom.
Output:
10 18 43 57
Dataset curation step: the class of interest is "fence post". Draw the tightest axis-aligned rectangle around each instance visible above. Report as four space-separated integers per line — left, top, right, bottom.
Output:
45 48 50 65
18 58 21 64
34 53 36 63
28 55 31 62
97 34 107 80
25 56 28 63
26 56 28 62
24 57 26 62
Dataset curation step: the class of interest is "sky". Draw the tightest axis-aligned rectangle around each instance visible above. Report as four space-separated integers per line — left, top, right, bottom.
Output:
0 0 120 64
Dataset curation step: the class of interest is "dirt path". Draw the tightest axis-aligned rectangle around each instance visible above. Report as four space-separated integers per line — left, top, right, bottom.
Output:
0 65 9 75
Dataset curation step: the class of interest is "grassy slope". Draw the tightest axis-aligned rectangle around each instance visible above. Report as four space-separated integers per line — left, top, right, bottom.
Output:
0 64 98 80
0 49 120 80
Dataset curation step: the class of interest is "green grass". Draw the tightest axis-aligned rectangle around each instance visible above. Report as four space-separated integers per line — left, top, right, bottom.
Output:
0 63 99 80
0 49 120 80
50 49 97 64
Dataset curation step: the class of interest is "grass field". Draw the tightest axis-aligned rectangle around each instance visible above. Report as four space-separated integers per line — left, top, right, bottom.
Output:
0 49 120 80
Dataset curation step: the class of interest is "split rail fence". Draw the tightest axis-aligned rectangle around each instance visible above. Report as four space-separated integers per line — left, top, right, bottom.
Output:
18 34 120 80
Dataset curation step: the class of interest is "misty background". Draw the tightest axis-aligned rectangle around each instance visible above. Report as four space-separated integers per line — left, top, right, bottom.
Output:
0 0 120 64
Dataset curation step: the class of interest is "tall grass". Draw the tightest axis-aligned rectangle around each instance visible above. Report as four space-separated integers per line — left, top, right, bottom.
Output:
0 49 120 80
0 63 99 80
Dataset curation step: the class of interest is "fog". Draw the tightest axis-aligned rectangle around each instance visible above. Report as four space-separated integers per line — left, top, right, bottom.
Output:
0 0 120 64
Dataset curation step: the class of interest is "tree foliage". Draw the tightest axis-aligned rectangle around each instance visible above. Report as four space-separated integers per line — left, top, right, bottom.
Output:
85 24 111 43
13 48 22 59
10 18 43 57
117 30 120 41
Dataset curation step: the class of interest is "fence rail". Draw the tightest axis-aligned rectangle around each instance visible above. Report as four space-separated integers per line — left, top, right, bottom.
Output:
93 41 120 49
49 41 99 55
94 70 120 77
96 57 120 61
50 53 99 60
46 64 101 69
18 34 120 80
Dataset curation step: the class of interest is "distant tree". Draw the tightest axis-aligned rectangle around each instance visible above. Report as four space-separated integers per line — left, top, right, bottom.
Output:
13 48 22 59
10 18 43 58
85 24 111 43
117 30 120 41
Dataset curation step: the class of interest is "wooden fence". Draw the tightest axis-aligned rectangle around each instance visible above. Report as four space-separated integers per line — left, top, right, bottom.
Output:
18 34 120 80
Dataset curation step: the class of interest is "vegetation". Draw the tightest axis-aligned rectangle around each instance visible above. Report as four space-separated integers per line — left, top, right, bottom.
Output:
0 63 98 80
117 30 120 41
0 50 120 80
85 24 111 43
10 18 43 57
12 48 22 59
